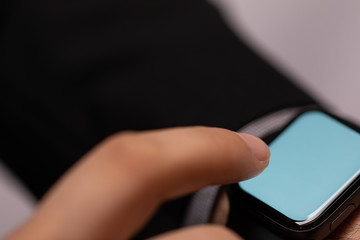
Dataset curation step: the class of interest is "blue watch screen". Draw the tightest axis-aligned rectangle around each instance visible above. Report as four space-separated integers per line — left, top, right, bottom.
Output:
239 111 360 222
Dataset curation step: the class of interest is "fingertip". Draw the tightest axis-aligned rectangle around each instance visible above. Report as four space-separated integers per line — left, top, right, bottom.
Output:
237 133 270 163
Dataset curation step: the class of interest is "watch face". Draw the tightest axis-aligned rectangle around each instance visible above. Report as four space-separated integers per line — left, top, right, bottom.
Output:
239 111 360 224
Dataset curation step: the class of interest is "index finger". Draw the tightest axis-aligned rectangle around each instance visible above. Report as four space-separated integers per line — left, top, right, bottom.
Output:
126 126 270 200
8 126 270 240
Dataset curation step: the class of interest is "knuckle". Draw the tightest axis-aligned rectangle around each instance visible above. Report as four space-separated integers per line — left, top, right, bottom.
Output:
99 130 161 171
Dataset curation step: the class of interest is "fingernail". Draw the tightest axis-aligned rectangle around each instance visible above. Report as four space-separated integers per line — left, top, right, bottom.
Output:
238 133 270 162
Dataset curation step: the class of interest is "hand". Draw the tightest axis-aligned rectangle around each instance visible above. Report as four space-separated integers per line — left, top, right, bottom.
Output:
328 208 360 240
6 126 270 240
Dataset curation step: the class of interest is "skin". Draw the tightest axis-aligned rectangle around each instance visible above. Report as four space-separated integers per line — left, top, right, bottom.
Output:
328 209 360 240
5 126 270 240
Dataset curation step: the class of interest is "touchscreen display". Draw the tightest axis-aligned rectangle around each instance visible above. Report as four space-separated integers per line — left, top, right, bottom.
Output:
239 111 360 223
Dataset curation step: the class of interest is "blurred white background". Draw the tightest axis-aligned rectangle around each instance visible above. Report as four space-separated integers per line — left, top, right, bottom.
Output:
0 161 35 237
211 0 360 124
1 1 360 237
